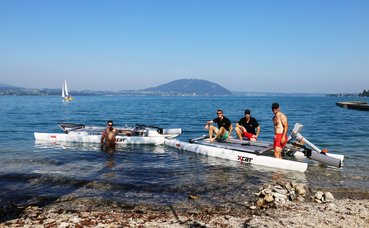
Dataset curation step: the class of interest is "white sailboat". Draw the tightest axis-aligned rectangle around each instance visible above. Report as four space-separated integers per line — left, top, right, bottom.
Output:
62 80 73 101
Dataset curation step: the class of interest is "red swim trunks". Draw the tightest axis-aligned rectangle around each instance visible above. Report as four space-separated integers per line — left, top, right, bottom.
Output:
242 132 257 140
274 134 288 149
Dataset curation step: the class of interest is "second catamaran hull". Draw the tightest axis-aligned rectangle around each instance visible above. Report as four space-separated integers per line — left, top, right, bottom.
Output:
164 139 308 172
35 132 165 145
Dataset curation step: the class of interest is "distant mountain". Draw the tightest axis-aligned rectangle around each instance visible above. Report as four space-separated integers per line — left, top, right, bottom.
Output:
0 83 18 88
143 79 232 96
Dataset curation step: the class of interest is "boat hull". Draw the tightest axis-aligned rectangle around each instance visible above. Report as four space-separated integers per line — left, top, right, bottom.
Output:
164 139 308 172
35 132 165 145
336 101 369 111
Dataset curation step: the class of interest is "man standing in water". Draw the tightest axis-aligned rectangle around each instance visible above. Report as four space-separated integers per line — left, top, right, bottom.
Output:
272 103 288 159
205 109 233 142
101 120 118 147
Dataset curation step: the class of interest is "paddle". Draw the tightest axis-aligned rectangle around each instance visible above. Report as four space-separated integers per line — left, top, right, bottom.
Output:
58 123 85 133
189 135 208 143
223 138 272 148
194 139 273 155
204 137 272 151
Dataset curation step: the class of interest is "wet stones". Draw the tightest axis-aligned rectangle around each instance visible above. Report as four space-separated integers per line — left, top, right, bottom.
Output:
188 194 199 200
314 191 335 203
253 181 308 209
252 181 336 209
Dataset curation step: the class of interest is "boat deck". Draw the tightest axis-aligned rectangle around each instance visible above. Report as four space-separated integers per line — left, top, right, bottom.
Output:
196 138 275 155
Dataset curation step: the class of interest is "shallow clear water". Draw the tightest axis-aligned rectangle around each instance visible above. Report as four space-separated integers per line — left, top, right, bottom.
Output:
0 96 368 207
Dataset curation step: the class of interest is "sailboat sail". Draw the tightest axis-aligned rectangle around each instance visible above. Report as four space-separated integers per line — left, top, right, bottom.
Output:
62 84 65 98
64 80 69 96
62 82 65 98
62 80 73 101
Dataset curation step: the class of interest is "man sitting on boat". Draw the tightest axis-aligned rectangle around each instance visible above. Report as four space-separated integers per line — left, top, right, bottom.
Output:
205 109 233 142
272 103 289 159
101 120 118 146
235 109 260 141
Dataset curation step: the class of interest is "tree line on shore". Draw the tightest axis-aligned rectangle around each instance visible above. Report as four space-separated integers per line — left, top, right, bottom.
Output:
359 89 369 97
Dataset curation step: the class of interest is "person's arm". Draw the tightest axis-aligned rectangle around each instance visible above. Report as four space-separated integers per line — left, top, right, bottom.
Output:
281 114 288 143
100 130 105 144
255 126 260 137
254 119 260 137
228 123 233 137
225 117 233 137
205 120 213 129
235 122 242 129
236 119 246 132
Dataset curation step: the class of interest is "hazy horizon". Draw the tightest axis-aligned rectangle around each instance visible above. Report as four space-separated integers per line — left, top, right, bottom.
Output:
1 1 368 93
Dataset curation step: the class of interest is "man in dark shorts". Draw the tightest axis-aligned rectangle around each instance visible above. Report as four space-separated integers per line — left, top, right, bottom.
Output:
205 109 233 142
235 109 260 141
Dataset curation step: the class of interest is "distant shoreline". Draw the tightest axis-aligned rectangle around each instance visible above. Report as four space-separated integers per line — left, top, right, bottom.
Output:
0 91 333 97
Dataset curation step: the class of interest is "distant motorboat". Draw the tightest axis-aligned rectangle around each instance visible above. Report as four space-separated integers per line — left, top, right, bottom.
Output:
336 101 369 111
62 80 73 101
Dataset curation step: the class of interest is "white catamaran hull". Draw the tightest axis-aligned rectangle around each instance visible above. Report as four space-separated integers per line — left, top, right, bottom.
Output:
35 132 165 145
164 139 308 172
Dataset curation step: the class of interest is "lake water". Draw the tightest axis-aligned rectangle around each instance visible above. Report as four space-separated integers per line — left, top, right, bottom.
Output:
0 96 368 208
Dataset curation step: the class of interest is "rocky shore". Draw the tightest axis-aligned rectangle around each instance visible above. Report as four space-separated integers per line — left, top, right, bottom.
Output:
1 182 369 227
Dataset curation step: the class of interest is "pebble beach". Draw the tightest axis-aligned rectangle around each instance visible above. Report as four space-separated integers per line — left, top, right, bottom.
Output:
1 182 368 227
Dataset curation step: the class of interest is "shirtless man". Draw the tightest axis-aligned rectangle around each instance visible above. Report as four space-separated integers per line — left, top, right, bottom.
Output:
101 120 118 146
205 109 233 142
272 103 288 159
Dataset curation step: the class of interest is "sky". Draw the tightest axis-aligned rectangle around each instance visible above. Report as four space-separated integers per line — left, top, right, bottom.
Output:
0 0 368 93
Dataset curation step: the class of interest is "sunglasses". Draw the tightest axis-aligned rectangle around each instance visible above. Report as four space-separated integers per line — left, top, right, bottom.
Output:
217 112 222 115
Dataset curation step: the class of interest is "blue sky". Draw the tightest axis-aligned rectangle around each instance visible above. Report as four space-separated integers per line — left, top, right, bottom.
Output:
1 0 368 93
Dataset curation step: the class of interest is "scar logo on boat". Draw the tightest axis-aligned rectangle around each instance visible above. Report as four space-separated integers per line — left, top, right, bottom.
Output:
238 155 253 163
115 138 126 142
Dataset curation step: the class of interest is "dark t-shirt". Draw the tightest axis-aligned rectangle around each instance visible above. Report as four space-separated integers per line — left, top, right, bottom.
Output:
213 116 232 131
238 117 259 134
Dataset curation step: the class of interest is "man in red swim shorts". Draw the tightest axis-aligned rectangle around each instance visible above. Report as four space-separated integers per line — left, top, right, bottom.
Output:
235 109 260 141
274 133 288 149
272 103 288 159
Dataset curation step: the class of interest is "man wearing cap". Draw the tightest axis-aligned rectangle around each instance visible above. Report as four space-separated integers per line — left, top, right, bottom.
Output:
272 103 288 159
235 109 260 141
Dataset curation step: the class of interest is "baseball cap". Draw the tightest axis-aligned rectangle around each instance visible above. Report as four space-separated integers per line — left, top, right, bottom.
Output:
271 103 279 110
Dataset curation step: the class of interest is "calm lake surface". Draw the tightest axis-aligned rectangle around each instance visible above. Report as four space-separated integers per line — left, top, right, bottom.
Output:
0 96 368 207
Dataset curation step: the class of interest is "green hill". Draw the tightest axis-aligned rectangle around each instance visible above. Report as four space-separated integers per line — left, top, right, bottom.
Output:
143 79 232 96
